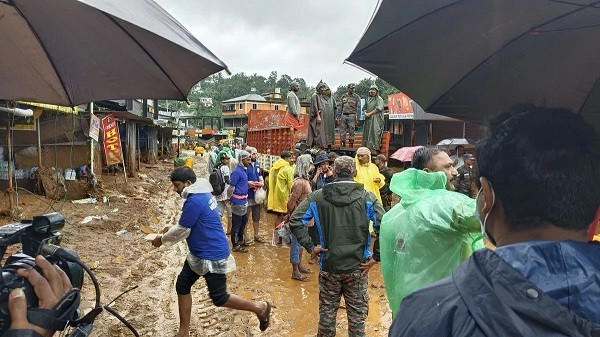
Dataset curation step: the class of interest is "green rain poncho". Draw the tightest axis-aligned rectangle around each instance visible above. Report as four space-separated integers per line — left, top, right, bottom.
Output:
380 168 484 316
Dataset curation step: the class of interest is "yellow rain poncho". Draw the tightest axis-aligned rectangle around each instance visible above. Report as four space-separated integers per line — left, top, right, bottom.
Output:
354 155 385 203
267 158 293 212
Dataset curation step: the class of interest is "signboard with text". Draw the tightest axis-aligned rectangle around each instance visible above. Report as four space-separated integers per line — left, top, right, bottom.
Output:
89 113 100 141
388 93 414 119
101 115 123 165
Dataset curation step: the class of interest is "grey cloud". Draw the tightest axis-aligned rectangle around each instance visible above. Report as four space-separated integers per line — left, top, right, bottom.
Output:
155 0 379 88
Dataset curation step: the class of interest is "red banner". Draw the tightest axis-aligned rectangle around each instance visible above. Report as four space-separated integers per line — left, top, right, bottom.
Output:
101 115 123 165
388 93 414 119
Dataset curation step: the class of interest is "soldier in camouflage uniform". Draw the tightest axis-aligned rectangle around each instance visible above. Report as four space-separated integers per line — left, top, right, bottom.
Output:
454 153 477 198
289 156 385 337
338 83 361 148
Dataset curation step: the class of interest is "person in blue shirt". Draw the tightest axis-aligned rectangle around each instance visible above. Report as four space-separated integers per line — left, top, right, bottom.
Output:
228 150 251 252
245 147 266 243
152 167 271 336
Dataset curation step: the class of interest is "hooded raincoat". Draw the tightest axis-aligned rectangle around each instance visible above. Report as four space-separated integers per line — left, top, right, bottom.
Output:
362 85 385 152
354 155 385 203
267 158 294 213
309 82 336 148
380 168 484 316
390 241 600 336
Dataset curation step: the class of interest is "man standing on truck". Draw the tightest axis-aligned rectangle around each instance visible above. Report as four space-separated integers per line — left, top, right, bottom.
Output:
362 84 385 154
285 81 303 130
339 83 361 148
309 82 336 149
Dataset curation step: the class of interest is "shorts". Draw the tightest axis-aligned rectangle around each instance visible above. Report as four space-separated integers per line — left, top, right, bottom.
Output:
175 260 230 307
249 203 261 222
217 200 232 217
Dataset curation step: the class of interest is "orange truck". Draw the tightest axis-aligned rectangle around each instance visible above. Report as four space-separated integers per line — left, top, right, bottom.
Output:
246 110 390 155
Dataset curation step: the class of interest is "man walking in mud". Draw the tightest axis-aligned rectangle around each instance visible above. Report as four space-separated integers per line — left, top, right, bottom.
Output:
289 156 385 337
152 167 270 336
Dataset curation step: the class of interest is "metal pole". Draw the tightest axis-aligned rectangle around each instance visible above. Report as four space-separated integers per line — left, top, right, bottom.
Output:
90 102 95 173
462 122 466 139
6 114 13 212
37 117 42 167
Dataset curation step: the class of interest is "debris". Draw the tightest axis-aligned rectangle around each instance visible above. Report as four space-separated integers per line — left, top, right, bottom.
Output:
111 208 119 213
72 198 97 204
90 261 100 270
150 217 159 224
116 229 128 236
145 233 159 241
139 224 154 234
81 215 108 224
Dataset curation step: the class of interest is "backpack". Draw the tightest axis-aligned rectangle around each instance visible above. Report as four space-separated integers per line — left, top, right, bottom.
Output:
209 166 226 196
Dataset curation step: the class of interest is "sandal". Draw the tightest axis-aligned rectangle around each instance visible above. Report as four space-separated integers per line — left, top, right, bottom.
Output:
254 236 267 243
233 245 249 253
292 274 309 282
299 267 314 274
242 240 253 247
258 301 271 331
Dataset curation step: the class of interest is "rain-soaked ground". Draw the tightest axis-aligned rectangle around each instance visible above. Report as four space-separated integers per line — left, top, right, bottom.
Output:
0 151 391 336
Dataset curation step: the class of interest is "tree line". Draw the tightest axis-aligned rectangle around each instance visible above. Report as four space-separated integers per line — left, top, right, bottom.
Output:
164 71 397 116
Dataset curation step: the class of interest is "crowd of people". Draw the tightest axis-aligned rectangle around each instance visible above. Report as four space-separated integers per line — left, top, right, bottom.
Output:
8 106 600 337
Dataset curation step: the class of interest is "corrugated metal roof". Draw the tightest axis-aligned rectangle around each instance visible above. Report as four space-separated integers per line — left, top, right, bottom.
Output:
222 94 266 103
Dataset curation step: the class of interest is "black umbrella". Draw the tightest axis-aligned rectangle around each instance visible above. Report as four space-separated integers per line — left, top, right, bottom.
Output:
346 0 600 130
0 0 228 106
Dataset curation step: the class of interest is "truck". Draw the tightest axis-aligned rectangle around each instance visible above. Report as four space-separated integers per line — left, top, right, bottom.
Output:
246 109 390 156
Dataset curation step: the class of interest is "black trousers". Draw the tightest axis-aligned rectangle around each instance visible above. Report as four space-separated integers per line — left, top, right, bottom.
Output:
231 212 248 246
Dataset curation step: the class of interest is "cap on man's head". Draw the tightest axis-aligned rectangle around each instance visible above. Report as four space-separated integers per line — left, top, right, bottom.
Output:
246 146 258 154
328 152 339 162
464 154 475 160
315 153 329 165
375 154 387 162
238 150 250 160
334 156 356 176
280 151 293 159
347 83 355 89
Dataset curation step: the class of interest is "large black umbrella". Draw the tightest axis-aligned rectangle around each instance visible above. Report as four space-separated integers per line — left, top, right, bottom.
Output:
0 0 227 106
346 0 600 130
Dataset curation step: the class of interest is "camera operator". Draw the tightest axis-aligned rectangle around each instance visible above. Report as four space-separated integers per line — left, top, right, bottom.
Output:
4 255 73 337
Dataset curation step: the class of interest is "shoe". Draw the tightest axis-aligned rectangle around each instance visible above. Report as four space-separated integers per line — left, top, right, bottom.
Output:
242 240 253 247
233 245 249 253
254 236 267 243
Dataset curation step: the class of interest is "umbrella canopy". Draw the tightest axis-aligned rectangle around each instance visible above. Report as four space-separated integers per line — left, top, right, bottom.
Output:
390 146 423 162
436 138 473 146
0 0 227 106
347 0 600 131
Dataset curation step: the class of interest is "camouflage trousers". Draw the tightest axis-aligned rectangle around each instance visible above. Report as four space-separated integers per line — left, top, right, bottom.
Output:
339 114 356 146
318 270 369 337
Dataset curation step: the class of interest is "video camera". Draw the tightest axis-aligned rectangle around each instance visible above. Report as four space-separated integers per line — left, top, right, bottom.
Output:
0 212 139 336
0 212 83 333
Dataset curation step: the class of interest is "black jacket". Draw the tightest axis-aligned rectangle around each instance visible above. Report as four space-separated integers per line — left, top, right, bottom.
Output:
390 243 600 337
289 179 385 273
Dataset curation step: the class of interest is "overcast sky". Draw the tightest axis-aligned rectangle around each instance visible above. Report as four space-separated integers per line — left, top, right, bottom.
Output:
154 0 380 89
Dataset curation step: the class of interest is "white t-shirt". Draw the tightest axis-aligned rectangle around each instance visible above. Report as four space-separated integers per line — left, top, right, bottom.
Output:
215 165 230 201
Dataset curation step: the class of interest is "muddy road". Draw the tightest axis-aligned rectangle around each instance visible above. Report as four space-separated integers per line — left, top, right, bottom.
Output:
1 153 391 336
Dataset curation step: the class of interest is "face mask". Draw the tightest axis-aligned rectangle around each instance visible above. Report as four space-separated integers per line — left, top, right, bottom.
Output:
476 180 497 245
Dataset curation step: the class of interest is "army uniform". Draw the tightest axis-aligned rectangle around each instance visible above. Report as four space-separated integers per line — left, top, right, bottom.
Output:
339 91 361 147
319 270 369 336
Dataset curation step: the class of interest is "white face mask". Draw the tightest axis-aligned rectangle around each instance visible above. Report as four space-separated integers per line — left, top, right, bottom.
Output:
476 180 496 245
